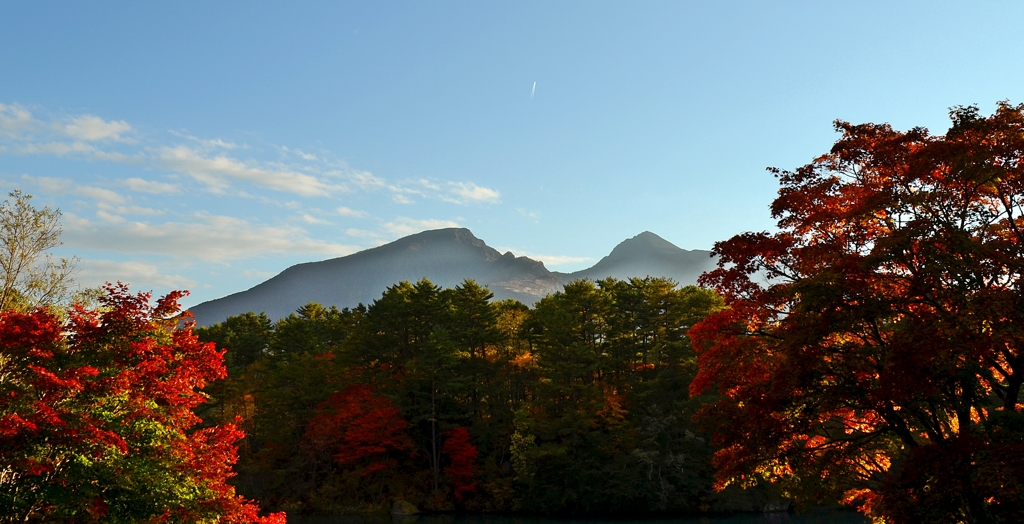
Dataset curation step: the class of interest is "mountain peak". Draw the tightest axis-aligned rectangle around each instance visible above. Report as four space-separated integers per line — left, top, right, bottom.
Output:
569 231 715 283
190 227 560 325
611 231 680 254
189 228 717 326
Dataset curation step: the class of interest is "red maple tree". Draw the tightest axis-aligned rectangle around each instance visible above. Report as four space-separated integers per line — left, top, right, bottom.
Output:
690 103 1024 523
0 283 284 523
304 384 414 476
441 426 478 502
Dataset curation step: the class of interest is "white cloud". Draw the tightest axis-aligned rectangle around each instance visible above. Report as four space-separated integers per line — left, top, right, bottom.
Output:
446 182 500 204
75 259 197 290
345 228 380 239
170 131 241 150
383 217 461 237
23 175 126 204
97 202 164 216
63 212 358 262
95 210 126 223
1 102 504 206
337 206 369 218
76 186 126 204
124 177 180 194
63 115 133 142
156 145 341 196
281 146 317 160
301 213 330 225
15 140 141 163
348 170 388 190
498 248 592 267
0 103 38 139
242 269 277 279
418 179 441 191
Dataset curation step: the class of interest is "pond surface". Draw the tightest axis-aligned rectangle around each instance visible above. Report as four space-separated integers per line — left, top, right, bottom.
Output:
289 511 867 524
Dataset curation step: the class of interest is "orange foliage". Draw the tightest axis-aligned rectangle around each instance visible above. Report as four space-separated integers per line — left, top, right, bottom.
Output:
691 103 1024 523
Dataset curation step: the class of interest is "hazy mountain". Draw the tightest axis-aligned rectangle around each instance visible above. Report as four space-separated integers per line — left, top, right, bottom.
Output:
564 231 716 285
189 228 561 326
189 228 716 326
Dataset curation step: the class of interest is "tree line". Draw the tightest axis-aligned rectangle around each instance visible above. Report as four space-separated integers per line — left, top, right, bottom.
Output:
195 277 725 515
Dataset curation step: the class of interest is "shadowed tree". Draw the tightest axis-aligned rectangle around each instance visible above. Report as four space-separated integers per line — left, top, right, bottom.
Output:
691 102 1024 524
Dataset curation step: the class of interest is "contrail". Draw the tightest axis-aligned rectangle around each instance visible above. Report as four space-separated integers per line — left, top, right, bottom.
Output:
531 81 536 100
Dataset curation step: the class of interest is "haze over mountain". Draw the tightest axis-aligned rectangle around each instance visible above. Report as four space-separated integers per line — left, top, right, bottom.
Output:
189 228 715 326
561 231 717 285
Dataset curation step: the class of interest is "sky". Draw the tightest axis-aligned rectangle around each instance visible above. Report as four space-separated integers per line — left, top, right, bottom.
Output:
2 1 1024 308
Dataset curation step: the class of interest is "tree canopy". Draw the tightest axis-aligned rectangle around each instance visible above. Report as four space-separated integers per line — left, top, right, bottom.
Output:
0 190 77 312
195 277 726 515
691 102 1024 523
0 284 283 523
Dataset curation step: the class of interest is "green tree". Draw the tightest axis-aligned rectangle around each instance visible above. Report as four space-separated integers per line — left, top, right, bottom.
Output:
0 190 77 312
516 278 722 513
196 311 273 370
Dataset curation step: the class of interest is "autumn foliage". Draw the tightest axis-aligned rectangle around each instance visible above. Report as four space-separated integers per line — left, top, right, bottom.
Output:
304 384 415 475
442 427 478 502
0 283 283 523
691 102 1024 523
197 277 724 515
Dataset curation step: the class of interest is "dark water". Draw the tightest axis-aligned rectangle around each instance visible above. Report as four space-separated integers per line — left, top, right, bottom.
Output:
289 512 868 524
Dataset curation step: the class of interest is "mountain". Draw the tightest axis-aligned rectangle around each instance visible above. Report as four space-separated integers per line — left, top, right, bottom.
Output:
189 228 715 326
189 228 561 326
564 231 717 285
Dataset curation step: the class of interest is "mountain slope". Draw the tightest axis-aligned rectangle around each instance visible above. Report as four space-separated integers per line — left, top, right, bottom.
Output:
189 228 717 326
565 231 716 285
189 228 561 326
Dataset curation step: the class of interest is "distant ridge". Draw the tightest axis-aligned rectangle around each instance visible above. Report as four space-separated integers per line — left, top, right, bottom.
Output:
189 228 561 326
566 231 717 285
189 228 715 326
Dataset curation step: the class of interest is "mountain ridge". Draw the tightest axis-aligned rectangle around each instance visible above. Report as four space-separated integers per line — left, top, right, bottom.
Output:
189 228 715 326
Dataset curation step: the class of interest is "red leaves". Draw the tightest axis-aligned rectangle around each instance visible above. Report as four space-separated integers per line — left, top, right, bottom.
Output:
442 426 478 502
692 102 1024 521
303 384 414 474
0 285 281 523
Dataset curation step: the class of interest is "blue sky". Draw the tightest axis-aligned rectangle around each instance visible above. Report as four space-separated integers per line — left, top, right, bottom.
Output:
2 1 1023 308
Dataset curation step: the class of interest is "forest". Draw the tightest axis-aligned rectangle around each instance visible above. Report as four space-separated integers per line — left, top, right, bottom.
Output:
194 277 725 516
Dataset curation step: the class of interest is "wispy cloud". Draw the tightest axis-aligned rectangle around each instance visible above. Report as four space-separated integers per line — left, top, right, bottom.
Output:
23 175 126 204
75 259 197 290
63 115 133 142
97 202 164 217
155 145 342 196
124 177 180 194
281 145 317 160
345 228 380 239
498 247 592 267
337 206 369 218
1 102 503 206
301 213 330 225
445 182 500 204
0 103 38 138
64 212 358 262
383 217 461 236
242 268 277 279
169 130 242 150
14 141 142 163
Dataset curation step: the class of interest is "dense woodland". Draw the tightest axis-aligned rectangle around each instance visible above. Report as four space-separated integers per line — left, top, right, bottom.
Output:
195 277 725 515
